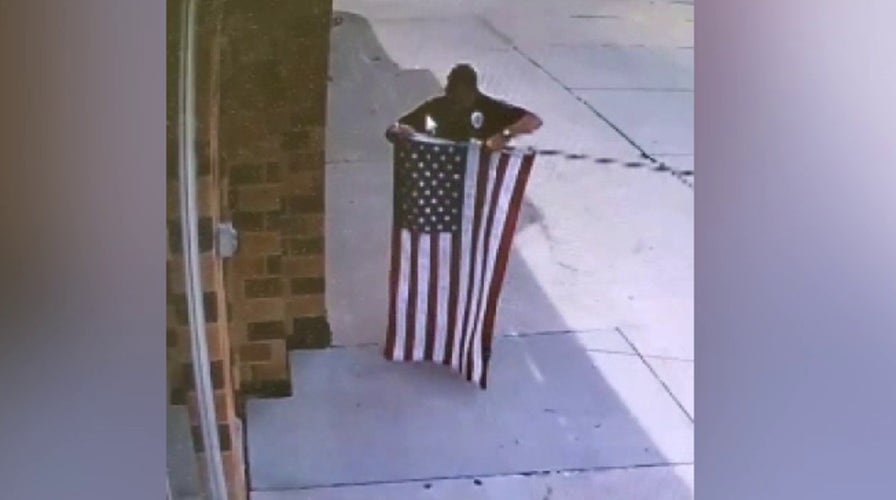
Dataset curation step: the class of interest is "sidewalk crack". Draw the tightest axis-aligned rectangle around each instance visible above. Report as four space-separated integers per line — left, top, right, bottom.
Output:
477 16 657 162
255 461 695 492
616 327 694 423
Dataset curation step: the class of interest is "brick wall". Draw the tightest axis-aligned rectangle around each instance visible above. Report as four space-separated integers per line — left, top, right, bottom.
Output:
219 0 333 399
167 1 332 495
167 1 247 498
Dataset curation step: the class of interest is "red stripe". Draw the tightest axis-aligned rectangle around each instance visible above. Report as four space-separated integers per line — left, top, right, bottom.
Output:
443 234 461 366
459 148 492 379
479 153 535 388
404 232 419 361
424 232 439 361
466 152 510 382
384 228 401 359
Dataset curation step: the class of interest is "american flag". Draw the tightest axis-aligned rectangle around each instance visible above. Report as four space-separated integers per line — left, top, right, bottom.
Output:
384 136 536 388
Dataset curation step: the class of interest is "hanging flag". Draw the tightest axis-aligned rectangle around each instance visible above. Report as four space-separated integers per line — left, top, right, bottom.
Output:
384 136 536 388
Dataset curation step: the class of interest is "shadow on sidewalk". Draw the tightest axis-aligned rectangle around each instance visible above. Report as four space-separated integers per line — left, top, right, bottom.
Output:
245 11 693 499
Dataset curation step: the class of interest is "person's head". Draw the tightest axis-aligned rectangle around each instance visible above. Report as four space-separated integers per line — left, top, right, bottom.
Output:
445 63 478 108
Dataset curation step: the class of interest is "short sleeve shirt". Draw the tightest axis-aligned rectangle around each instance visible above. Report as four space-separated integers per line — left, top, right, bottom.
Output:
398 93 528 142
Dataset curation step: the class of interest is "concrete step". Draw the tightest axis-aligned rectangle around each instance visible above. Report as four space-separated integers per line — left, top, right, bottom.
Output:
167 405 203 498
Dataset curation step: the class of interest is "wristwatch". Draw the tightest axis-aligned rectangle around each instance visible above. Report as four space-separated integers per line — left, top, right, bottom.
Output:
501 128 513 140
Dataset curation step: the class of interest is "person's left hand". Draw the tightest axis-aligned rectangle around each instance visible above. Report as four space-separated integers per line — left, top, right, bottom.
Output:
485 133 509 151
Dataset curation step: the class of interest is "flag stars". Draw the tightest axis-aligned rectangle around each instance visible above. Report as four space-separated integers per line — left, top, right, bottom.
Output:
397 142 466 233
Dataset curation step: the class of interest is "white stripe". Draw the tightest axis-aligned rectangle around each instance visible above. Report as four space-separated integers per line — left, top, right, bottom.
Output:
393 229 412 360
434 232 452 363
470 153 523 383
414 234 430 360
464 150 501 379
452 143 480 370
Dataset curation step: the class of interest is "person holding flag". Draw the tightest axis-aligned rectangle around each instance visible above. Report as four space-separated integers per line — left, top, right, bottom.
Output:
386 63 542 150
382 64 543 388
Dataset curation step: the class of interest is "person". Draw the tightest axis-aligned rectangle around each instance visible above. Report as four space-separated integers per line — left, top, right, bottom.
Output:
385 63 542 150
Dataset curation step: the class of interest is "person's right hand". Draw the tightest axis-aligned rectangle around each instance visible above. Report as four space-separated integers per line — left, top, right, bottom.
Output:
393 123 416 141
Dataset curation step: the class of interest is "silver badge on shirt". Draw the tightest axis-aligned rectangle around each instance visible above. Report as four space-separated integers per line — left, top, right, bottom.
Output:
471 111 484 129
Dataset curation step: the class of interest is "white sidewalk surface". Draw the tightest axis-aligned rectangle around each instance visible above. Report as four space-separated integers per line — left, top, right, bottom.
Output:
249 0 693 497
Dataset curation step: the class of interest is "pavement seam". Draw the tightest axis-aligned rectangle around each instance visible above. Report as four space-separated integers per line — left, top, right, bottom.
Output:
486 330 694 362
317 338 694 363
480 17 655 161
475 16 694 189
586 347 694 363
475 15 516 47
546 42 690 49
253 461 695 492
569 14 620 20
504 327 617 336
568 87 693 92
615 327 694 423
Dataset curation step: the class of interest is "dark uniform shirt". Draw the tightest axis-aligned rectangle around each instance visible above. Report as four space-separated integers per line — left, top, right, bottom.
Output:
398 92 528 142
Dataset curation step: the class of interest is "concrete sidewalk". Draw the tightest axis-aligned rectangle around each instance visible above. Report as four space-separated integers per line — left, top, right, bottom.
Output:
249 0 693 498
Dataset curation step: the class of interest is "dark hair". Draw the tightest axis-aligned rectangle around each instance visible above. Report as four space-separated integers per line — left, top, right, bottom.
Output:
446 63 477 93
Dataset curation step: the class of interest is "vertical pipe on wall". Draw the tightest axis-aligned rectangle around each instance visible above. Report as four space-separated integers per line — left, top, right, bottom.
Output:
177 0 229 498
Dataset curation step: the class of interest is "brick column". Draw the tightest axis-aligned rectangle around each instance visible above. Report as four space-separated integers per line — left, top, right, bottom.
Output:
220 0 333 399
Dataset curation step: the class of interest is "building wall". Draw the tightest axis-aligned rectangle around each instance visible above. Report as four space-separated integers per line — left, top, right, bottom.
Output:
167 1 332 496
219 0 333 399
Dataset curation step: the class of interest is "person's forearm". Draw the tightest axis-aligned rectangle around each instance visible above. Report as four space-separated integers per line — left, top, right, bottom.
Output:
507 112 543 136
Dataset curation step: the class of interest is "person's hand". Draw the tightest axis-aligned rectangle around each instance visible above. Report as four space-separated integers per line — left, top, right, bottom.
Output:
485 133 509 151
398 124 417 139
388 123 416 143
